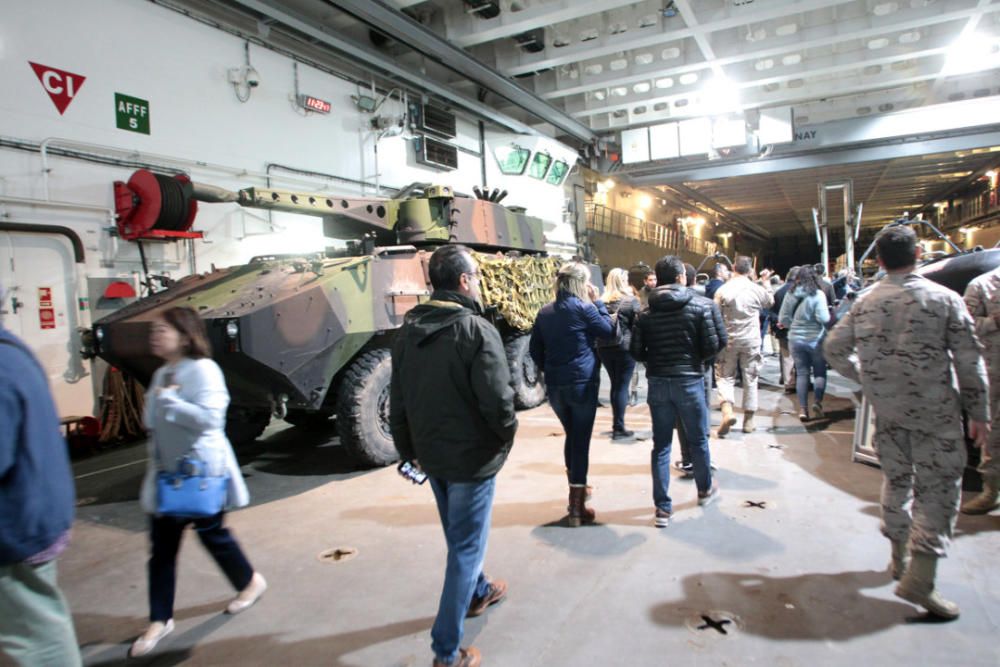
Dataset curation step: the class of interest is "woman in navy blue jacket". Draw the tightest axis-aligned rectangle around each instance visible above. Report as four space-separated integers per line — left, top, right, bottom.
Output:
530 262 614 526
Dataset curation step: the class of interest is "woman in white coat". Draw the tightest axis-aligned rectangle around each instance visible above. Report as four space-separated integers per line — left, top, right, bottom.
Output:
130 307 266 657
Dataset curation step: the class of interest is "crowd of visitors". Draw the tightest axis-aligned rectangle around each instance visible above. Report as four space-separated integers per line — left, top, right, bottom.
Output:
3 230 997 666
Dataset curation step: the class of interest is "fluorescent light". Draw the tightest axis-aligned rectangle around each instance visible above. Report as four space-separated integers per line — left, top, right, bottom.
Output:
700 76 741 113
943 33 1000 76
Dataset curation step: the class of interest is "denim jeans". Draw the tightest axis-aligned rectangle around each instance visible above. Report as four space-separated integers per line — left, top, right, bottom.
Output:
596 347 636 432
547 382 599 485
648 376 713 512
428 475 495 665
675 366 712 465
791 337 827 410
149 513 254 622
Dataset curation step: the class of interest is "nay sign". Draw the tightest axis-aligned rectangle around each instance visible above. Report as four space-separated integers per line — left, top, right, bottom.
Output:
29 62 86 115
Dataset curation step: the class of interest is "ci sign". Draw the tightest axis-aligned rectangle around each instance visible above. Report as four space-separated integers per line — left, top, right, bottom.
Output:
29 62 86 115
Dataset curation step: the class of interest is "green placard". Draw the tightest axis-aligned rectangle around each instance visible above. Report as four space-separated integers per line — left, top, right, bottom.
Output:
115 93 150 134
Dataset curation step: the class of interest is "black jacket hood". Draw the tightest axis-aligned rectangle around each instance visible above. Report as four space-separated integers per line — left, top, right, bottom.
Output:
402 290 481 346
648 285 693 312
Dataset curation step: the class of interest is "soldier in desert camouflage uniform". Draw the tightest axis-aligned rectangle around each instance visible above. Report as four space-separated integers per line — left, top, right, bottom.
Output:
962 264 1000 514
714 256 774 435
824 225 990 619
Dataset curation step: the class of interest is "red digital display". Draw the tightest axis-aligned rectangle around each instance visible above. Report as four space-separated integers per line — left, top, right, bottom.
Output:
300 95 331 114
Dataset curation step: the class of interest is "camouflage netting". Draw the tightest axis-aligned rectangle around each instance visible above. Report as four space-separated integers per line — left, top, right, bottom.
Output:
474 252 562 332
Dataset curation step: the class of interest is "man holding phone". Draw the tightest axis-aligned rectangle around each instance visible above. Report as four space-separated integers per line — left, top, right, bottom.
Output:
390 244 518 667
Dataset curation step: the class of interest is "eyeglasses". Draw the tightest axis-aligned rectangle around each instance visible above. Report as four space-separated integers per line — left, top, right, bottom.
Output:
463 270 481 280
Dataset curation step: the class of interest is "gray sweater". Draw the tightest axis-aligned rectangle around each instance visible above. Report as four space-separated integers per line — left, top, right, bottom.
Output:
778 287 830 343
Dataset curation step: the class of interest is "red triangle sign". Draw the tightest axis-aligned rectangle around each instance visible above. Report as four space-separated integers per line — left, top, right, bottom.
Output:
29 62 86 115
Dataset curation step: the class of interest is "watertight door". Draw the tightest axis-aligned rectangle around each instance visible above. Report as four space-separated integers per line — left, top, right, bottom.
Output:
1 230 91 417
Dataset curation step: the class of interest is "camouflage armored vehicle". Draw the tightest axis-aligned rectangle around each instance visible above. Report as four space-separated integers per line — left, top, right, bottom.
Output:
90 171 563 467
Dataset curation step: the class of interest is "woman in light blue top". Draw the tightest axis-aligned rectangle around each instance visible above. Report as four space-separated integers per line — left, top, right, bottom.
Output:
778 265 831 421
131 307 267 658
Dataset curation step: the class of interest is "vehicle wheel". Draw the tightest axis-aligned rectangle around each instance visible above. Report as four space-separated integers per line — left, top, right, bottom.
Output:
225 407 270 446
336 348 398 468
283 409 335 429
505 334 546 409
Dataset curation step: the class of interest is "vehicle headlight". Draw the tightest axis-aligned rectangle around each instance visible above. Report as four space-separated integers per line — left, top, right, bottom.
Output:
225 320 239 339
94 327 105 342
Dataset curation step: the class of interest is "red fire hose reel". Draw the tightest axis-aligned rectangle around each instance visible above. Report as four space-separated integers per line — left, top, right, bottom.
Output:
114 169 202 241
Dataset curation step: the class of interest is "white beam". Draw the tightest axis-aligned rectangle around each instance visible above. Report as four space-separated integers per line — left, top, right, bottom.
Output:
539 4 1000 101
502 0 857 76
447 0 640 48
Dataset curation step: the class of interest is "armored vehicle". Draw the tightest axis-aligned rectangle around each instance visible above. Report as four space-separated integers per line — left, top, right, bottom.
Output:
90 171 563 467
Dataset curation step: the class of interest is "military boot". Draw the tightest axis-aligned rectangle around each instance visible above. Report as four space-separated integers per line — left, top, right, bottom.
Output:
889 540 910 581
895 551 960 619
718 401 737 437
742 411 756 433
567 484 596 528
961 476 1000 515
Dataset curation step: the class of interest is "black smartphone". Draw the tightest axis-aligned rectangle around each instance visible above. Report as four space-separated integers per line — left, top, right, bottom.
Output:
397 460 428 485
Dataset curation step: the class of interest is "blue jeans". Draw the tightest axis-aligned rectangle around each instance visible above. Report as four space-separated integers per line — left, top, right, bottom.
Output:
428 476 495 664
547 382 599 485
791 337 827 410
675 366 712 465
597 347 636 432
648 376 713 512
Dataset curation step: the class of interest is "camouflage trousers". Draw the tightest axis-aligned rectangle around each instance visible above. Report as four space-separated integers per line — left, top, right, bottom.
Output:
715 342 762 412
980 377 1000 480
874 418 966 557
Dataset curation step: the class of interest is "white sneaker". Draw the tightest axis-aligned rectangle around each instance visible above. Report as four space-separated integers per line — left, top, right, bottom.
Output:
130 619 175 657
227 572 267 614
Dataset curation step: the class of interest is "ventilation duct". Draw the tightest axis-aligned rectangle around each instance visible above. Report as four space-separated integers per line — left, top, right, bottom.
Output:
415 136 459 170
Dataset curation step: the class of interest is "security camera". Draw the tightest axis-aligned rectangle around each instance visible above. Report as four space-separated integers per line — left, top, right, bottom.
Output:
245 66 260 88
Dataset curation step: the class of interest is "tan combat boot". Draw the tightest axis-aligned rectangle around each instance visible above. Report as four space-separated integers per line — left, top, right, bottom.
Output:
961 476 999 515
718 401 737 437
895 551 959 619
742 411 756 433
889 540 909 581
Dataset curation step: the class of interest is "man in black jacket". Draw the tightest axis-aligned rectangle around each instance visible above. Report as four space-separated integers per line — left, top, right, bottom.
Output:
631 255 726 527
390 245 517 667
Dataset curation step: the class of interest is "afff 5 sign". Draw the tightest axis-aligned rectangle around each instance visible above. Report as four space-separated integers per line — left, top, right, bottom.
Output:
29 62 86 115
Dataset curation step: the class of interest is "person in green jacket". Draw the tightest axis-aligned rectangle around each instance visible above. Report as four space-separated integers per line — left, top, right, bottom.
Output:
390 244 517 667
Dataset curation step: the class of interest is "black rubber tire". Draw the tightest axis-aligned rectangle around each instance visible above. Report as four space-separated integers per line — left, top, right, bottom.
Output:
335 348 398 468
505 334 546 409
225 407 270 446
283 409 335 429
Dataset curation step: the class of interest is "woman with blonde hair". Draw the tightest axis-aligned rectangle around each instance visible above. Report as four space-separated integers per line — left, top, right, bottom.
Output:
596 268 641 439
530 262 614 526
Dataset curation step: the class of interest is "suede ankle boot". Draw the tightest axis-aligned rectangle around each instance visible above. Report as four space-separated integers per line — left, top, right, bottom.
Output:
567 484 595 527
890 540 909 581
961 477 999 515
719 401 736 437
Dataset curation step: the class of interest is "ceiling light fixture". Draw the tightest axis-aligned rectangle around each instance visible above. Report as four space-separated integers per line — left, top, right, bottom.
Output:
700 75 741 112
943 33 1000 76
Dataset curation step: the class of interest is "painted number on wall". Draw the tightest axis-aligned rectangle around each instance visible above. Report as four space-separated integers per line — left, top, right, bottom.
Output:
29 62 86 115
115 93 150 135
38 287 55 330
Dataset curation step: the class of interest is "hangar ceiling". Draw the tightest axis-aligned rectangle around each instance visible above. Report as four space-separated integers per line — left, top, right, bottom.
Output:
159 0 1000 236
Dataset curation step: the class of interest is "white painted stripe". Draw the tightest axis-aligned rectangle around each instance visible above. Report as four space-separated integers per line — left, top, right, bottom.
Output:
74 458 147 480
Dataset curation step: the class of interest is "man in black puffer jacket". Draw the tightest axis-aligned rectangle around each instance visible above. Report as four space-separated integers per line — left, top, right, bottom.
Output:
631 255 727 527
